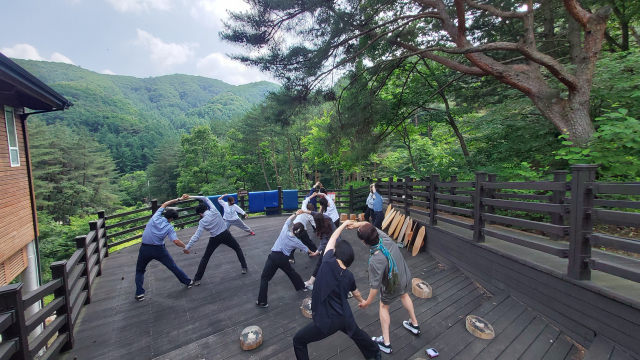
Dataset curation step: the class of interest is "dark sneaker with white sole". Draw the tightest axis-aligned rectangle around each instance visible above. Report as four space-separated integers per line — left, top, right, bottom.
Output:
188 280 200 288
135 294 144 301
372 336 392 354
403 320 421 335
242 268 248 274
256 301 268 308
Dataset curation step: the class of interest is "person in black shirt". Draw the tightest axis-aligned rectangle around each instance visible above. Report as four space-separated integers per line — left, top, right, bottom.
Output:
292 220 381 360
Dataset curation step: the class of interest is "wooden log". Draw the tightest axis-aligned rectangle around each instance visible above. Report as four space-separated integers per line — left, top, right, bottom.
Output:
393 215 406 240
301 296 312 318
240 326 263 350
412 226 426 256
382 210 396 230
404 221 415 247
358 213 365 221
397 217 411 243
340 213 348 222
388 213 403 235
385 204 392 217
412 278 433 298
349 214 356 220
466 315 495 339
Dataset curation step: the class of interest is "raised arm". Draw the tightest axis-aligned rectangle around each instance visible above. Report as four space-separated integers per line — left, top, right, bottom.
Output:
319 193 336 209
218 194 228 205
326 220 350 252
184 194 217 213
161 197 182 208
279 214 296 238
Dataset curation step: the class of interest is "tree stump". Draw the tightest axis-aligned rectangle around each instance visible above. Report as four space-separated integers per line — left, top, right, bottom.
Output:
340 213 348 222
466 315 495 339
350 214 356 220
412 278 433 298
358 213 365 221
240 326 263 350
301 296 313 318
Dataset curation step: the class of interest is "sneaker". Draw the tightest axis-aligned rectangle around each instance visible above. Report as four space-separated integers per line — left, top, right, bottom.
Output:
348 291 354 298
289 259 296 264
242 268 248 274
249 231 256 236
372 336 392 354
135 294 144 301
188 280 200 288
304 281 314 290
256 301 268 308
403 320 421 335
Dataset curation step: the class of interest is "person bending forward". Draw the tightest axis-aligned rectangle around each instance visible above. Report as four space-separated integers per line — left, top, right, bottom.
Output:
218 194 255 236
256 214 317 307
293 220 381 360
183 194 248 287
134 197 191 301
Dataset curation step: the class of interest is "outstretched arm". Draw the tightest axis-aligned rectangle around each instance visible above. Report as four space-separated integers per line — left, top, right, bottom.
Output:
359 288 379 309
183 194 217 213
326 220 351 252
161 197 182 208
218 194 228 205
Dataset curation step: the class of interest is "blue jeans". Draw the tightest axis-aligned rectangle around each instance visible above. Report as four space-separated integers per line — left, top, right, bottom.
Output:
135 244 191 296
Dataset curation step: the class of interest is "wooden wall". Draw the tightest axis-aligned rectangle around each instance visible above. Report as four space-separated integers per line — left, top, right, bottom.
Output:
425 226 640 357
0 105 35 285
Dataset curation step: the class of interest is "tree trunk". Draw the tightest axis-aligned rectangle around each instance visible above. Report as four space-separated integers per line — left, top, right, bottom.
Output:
257 144 271 190
567 16 582 64
287 137 298 188
270 138 281 186
631 26 640 46
438 92 470 156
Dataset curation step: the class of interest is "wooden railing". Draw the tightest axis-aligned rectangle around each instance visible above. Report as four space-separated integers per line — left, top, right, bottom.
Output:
377 165 640 284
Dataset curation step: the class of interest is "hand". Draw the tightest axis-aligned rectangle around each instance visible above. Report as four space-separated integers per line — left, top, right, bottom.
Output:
342 220 353 227
181 194 190 200
183 249 190 254
314 182 321 188
223 193 228 197
358 301 368 309
296 209 304 215
308 250 319 257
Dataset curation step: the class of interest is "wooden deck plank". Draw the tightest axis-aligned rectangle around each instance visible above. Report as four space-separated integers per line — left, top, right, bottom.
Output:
541 335 575 360
519 324 561 360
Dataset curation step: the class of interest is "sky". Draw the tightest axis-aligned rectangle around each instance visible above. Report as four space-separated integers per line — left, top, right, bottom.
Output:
1 0 274 85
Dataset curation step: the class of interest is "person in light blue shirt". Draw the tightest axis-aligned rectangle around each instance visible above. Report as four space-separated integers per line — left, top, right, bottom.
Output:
257 214 318 307
371 184 384 229
365 184 375 224
135 197 190 301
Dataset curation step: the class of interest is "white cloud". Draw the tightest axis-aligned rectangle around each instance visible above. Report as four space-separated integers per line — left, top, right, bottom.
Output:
1 44 75 64
105 0 171 12
189 0 249 27
101 69 116 75
196 52 272 85
136 29 197 68
50 52 75 65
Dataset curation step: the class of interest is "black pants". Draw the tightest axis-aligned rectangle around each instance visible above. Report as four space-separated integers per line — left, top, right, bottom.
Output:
364 207 374 223
372 210 384 229
258 251 305 304
194 230 247 281
289 229 318 260
334 219 340 229
312 250 324 278
293 317 379 360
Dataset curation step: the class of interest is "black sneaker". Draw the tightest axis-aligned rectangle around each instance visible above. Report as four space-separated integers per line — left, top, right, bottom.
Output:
403 320 421 335
366 352 382 360
242 268 248 274
256 301 268 308
372 336 392 354
135 294 144 301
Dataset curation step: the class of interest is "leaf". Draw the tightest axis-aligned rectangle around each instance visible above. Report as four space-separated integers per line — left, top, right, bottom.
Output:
618 108 628 115
561 141 574 145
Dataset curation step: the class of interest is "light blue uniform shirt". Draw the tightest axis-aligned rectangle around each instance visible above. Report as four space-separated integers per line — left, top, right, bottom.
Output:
366 193 374 209
271 218 309 256
185 196 228 250
373 191 383 211
141 208 178 245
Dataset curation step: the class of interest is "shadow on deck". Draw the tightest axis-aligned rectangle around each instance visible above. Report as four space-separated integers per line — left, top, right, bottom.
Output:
61 216 586 360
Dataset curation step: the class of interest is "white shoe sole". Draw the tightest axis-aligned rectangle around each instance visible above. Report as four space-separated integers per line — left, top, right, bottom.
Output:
403 321 420 334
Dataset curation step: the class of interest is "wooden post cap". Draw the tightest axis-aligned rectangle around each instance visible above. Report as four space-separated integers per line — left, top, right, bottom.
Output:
340 213 348 222
301 296 313 318
349 214 356 220
358 213 365 221
466 315 495 339
412 278 433 298
240 326 263 350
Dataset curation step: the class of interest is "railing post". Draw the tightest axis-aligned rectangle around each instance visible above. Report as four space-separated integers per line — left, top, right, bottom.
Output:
550 170 569 241
404 176 412 216
449 175 457 207
486 174 497 224
51 260 74 352
97 210 108 258
348 185 354 215
89 221 103 277
568 165 597 280
473 172 488 243
429 174 439 226
387 178 392 204
75 235 92 304
240 195 246 212
151 199 158 214
277 186 283 215
0 283 29 360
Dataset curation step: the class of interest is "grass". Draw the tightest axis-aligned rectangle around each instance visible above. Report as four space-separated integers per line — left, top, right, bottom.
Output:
109 238 142 252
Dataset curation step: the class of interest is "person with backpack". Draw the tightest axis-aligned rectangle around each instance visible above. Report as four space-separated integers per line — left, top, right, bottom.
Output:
218 194 255 236
350 221 420 354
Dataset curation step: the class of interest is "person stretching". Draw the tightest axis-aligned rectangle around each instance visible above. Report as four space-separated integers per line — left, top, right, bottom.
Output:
257 214 318 308
308 192 339 228
297 209 341 290
306 182 326 208
350 221 420 354
134 197 191 301
183 194 248 287
219 194 255 235
289 199 318 264
292 220 381 360
370 184 384 229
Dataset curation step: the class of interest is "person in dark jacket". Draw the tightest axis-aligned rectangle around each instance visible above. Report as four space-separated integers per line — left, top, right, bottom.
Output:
292 220 381 360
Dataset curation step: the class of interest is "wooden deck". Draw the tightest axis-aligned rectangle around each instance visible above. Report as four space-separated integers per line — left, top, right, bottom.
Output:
60 216 586 360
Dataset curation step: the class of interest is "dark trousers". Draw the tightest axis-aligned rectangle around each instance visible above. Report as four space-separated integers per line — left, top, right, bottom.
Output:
373 210 384 229
135 244 190 296
289 229 318 260
293 317 379 360
258 251 305 304
194 230 247 281
312 251 324 278
334 219 340 229
364 207 374 223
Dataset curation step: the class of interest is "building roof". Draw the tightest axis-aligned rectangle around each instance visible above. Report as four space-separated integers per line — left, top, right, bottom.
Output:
0 52 73 111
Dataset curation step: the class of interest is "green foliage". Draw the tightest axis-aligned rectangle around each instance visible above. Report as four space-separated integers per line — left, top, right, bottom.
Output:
119 171 149 206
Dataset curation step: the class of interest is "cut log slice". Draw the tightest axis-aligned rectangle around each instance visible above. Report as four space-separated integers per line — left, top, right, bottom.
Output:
340 213 348 222
349 214 356 220
382 210 396 230
358 213 365 221
397 217 411 243
412 226 426 256
466 315 495 339
412 278 433 298
404 221 415 247
393 215 406 240
240 326 263 350
388 213 403 235
301 296 313 319
385 204 392 217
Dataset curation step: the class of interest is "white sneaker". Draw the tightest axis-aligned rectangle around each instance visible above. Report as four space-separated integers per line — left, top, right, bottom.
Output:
403 320 421 335
372 336 392 354
304 281 314 290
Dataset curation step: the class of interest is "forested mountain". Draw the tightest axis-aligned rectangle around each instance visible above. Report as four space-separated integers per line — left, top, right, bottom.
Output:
15 59 279 173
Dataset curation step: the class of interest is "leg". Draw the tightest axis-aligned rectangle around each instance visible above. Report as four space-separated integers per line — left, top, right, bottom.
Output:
221 230 248 268
379 301 391 345
297 230 317 252
193 236 223 281
334 219 340 229
258 253 279 304
364 208 372 223
276 252 305 290
156 247 191 285
309 251 323 282
293 321 337 360
134 246 154 296
373 211 384 229
400 293 418 325
347 323 380 360
232 219 252 232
